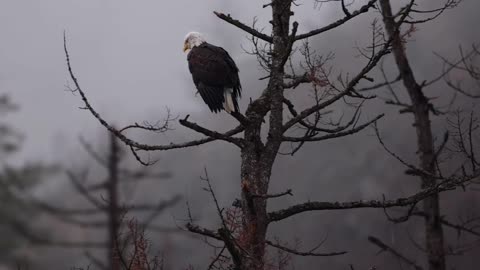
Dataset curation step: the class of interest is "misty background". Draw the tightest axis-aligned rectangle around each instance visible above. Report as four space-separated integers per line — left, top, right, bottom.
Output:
0 0 479 269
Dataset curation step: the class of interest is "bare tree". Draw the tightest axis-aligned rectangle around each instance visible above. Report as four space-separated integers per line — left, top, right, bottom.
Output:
23 132 180 270
354 1 480 270
62 0 479 269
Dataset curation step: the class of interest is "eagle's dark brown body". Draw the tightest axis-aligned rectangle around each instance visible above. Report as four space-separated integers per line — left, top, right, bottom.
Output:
187 43 241 113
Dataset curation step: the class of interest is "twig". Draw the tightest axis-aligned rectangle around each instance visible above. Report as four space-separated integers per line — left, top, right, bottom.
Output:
266 240 347 257
213 11 273 43
368 236 423 270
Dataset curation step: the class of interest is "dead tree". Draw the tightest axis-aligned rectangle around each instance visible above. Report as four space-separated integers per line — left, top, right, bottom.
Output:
62 0 479 269
354 1 480 270
379 1 448 269
26 132 180 270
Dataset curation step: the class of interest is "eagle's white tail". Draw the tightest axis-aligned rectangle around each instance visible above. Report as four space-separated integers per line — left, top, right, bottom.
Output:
223 88 235 113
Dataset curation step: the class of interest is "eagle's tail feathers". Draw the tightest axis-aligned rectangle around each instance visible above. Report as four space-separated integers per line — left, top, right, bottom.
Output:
223 88 235 113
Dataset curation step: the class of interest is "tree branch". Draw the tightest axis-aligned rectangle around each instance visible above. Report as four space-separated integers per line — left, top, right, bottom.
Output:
295 0 378 41
186 223 222 241
282 36 391 132
412 211 480 237
368 236 423 270
213 11 273 43
179 115 245 148
282 114 384 142
266 240 347 257
251 189 293 199
67 171 105 211
268 173 478 222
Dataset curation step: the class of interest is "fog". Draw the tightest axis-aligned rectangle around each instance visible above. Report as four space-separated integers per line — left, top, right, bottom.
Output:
0 0 479 269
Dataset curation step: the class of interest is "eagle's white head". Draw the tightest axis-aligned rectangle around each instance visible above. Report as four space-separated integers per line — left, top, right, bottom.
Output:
183 32 207 53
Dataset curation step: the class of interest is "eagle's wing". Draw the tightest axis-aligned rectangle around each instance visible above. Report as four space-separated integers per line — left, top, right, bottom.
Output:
217 46 242 100
187 44 237 86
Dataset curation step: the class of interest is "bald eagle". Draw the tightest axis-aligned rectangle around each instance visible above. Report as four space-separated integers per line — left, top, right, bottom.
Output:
183 32 241 113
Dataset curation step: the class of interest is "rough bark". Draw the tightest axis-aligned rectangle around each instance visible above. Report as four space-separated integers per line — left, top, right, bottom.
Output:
239 1 292 269
379 1 446 270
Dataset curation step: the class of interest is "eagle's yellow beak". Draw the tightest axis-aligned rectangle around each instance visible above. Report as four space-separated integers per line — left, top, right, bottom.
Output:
183 42 189 53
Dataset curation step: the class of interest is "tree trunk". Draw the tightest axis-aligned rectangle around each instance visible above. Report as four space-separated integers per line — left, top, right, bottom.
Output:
379 1 446 270
238 1 292 269
240 142 269 270
108 133 121 270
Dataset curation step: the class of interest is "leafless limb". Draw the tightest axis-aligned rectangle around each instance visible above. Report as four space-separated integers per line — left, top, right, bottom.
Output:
180 115 245 148
78 136 171 182
358 73 402 92
200 169 246 269
368 236 423 270
251 189 293 199
67 170 106 210
266 240 347 257
186 223 222 241
268 172 478 222
282 35 391 132
438 45 480 98
282 113 383 142
446 109 480 178
412 212 480 237
283 72 312 89
213 11 273 43
404 0 461 24
119 109 174 134
207 245 228 270
295 0 378 41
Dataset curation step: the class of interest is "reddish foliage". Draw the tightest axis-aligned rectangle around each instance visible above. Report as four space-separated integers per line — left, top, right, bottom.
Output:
113 218 163 270
224 207 257 250
128 220 150 270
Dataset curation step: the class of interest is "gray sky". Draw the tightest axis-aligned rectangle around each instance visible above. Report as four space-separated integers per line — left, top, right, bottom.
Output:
0 0 411 164
0 0 269 163
1 0 480 269
2 0 477 163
